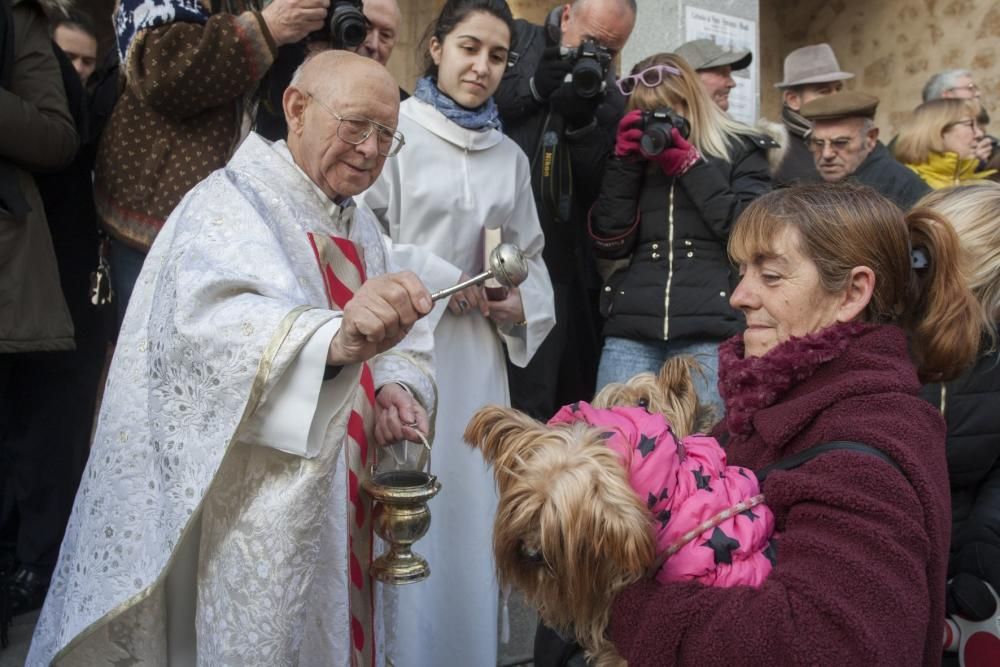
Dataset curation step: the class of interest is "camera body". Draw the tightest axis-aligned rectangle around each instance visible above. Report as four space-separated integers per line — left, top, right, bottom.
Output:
310 0 368 49
559 39 613 99
639 108 691 156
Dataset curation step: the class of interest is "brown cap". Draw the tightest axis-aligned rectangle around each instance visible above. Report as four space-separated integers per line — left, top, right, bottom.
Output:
800 91 880 121
674 39 752 72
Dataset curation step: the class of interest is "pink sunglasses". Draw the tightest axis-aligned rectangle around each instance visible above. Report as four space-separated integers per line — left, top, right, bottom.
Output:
616 64 682 96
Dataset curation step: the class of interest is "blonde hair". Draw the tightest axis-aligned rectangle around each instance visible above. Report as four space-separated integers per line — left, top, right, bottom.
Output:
729 183 983 382
918 182 1000 343
894 98 981 164
625 52 759 162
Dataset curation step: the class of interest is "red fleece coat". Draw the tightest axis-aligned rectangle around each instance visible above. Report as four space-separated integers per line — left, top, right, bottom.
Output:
608 322 951 666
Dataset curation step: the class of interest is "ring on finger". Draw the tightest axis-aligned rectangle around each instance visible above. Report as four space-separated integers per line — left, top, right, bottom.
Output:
458 300 469 311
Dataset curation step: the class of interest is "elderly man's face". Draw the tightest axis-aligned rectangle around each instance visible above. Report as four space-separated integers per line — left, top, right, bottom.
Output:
784 81 843 112
54 25 98 82
808 117 878 183
698 65 736 111
355 0 400 66
942 74 980 100
295 86 398 200
560 0 635 58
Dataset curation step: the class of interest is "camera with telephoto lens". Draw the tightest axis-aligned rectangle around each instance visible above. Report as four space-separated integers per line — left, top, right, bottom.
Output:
640 108 691 156
559 38 613 99
310 0 368 49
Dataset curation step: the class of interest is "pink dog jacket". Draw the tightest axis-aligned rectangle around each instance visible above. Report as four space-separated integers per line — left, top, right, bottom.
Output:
549 402 775 588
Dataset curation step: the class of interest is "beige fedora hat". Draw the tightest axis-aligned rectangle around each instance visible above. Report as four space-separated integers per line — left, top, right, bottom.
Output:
775 43 854 89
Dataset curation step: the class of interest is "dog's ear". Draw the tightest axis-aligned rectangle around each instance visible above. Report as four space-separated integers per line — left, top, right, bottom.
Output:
465 405 551 491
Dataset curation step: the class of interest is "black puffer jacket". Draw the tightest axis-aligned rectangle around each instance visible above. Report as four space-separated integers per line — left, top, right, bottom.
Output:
920 347 1000 593
590 134 774 342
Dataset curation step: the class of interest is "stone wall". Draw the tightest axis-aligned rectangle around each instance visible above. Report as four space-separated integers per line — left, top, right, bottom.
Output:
759 0 1000 135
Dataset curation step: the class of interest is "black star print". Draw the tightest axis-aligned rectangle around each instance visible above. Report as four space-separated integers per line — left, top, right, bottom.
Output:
570 402 581 413
701 527 740 565
739 508 759 521
600 431 616 440
659 488 669 501
738 468 749 478
647 492 657 510
656 508 672 528
692 466 713 492
763 540 778 567
637 434 657 458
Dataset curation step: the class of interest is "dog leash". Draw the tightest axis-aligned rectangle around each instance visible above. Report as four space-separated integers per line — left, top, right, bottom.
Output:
645 493 766 579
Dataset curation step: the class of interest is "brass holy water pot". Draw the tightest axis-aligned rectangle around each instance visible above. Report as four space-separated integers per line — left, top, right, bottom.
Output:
362 435 441 585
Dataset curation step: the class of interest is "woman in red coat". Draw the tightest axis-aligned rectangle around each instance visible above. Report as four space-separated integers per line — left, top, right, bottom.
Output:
608 183 984 666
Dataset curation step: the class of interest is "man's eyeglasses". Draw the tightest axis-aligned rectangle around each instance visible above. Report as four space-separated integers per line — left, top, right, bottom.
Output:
616 64 682 96
807 137 855 152
307 93 405 157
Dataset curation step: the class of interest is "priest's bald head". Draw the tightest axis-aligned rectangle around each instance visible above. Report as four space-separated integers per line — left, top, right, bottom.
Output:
283 50 403 202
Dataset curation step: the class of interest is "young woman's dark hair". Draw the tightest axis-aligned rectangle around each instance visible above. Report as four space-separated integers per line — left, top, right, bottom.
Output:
420 0 515 78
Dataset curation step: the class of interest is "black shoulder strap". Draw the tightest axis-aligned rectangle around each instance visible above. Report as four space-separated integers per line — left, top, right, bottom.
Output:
756 440 903 485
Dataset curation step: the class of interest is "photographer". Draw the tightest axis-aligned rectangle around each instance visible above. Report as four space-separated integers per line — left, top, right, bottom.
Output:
588 53 774 414
495 0 635 422
96 0 332 329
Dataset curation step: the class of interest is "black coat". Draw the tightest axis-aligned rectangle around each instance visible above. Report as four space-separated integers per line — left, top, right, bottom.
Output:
494 18 623 285
589 134 774 343
850 141 930 210
920 347 1000 593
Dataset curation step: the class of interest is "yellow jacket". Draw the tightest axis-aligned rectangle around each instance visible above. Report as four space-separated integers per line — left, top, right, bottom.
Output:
906 151 997 189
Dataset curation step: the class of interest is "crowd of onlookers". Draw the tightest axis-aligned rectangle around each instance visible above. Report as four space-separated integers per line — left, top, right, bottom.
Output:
2 0 998 664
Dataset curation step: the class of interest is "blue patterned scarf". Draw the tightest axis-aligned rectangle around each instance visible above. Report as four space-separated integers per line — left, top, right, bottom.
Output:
413 76 501 131
115 0 210 61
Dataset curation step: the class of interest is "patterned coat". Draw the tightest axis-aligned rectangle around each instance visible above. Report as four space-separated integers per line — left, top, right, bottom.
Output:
95 0 276 251
549 403 775 587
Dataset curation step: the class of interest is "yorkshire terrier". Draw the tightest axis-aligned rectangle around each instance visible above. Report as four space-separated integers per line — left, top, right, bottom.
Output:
464 357 777 666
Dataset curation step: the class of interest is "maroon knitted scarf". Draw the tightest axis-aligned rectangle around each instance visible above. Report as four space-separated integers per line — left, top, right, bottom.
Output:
717 321 874 436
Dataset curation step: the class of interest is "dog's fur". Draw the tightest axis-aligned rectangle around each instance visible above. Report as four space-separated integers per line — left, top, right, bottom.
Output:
464 357 715 666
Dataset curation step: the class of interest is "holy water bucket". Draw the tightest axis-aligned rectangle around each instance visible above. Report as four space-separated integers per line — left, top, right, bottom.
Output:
362 434 441 585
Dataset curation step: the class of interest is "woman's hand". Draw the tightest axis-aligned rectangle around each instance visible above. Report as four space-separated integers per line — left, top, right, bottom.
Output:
447 273 489 317
487 287 526 329
614 109 645 158
374 383 430 446
647 128 703 176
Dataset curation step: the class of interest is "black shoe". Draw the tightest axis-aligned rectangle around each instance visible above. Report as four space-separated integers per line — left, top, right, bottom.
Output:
6 566 49 617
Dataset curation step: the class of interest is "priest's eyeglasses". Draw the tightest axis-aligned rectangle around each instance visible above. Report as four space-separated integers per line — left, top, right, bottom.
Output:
307 93 406 157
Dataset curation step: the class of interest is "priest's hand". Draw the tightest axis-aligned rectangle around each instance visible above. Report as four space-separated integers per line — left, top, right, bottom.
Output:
487 286 526 329
374 383 430 446
327 272 432 365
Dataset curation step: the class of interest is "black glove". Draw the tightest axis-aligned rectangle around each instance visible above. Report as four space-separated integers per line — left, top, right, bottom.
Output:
532 46 573 101
549 81 603 129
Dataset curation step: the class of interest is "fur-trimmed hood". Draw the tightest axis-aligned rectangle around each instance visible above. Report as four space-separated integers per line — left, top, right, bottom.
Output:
754 118 790 176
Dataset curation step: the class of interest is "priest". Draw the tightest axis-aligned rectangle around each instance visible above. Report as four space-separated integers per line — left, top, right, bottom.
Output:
28 51 436 666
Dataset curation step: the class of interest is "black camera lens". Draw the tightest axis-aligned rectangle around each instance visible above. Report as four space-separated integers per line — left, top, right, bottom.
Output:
331 2 368 49
572 59 605 99
640 125 672 156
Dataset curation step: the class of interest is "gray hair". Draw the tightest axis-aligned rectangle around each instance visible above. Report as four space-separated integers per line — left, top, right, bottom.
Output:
922 69 973 102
